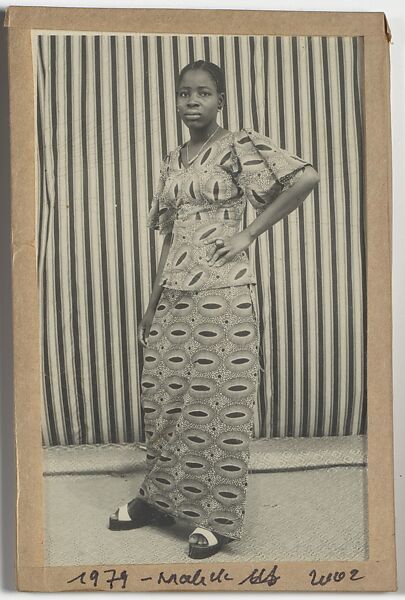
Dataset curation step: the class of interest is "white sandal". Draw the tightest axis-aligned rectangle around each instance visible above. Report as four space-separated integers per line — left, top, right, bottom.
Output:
109 498 175 530
188 526 233 559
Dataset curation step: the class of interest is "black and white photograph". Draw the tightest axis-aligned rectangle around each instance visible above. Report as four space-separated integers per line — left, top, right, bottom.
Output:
33 29 370 567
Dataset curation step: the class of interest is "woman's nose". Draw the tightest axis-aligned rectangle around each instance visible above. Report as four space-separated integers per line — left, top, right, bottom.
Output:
187 94 200 106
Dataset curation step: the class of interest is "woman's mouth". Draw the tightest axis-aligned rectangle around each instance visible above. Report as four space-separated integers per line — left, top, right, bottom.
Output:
184 112 202 119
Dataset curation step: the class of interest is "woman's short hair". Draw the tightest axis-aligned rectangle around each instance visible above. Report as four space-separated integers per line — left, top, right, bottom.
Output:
176 60 226 95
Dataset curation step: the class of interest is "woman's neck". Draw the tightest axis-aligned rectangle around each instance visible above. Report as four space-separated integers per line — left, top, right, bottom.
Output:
188 122 220 145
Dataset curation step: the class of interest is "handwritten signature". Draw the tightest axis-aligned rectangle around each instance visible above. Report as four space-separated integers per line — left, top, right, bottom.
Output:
148 565 280 587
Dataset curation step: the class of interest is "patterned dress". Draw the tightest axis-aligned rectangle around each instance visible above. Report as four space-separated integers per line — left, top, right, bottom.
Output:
138 128 310 540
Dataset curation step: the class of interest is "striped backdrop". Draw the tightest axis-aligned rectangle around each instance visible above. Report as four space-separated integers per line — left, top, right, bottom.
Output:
34 33 366 446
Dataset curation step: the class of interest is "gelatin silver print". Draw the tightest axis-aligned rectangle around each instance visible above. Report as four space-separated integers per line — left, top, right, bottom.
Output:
36 31 368 566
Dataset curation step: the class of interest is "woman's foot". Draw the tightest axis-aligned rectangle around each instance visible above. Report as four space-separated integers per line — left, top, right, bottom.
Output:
188 526 233 559
109 497 175 530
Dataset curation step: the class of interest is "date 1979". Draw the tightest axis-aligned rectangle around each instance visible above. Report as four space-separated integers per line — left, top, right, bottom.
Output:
67 569 128 590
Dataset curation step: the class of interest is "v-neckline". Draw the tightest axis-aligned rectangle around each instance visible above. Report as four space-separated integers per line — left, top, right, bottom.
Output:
177 131 234 170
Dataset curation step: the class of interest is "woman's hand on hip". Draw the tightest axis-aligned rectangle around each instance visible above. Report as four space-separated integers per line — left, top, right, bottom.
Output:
204 229 254 267
138 308 155 347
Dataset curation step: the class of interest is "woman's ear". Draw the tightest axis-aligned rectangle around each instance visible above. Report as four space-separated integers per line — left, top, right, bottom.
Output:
218 92 225 110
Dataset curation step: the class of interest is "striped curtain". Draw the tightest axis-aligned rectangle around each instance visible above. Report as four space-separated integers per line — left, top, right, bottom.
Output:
35 33 365 446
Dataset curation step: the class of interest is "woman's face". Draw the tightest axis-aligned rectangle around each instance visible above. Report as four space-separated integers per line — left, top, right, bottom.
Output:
176 69 224 131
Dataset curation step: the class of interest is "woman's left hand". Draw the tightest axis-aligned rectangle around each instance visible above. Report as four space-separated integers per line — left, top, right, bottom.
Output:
204 229 254 267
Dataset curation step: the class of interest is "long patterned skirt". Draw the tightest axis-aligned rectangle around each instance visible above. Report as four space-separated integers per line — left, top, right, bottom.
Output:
138 283 259 540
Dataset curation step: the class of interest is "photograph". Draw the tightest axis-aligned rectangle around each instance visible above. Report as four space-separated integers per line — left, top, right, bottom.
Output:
6 5 396 592
36 30 367 565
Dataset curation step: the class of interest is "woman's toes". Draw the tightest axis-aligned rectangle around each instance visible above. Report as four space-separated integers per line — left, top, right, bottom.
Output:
196 534 208 546
189 533 208 546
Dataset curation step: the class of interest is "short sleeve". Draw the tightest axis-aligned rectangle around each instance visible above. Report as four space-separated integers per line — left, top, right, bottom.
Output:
232 128 312 214
146 154 175 235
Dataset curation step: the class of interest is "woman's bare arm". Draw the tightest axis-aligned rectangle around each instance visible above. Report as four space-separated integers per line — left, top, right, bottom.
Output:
139 229 173 347
145 229 173 313
245 165 320 242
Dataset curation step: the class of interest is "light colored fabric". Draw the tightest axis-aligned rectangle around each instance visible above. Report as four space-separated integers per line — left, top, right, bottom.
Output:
147 129 310 234
159 212 256 290
138 284 259 540
147 128 310 291
35 34 365 444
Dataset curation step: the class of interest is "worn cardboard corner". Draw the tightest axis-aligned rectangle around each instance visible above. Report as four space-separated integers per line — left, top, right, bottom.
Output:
3 5 13 28
384 13 392 43
3 7 9 27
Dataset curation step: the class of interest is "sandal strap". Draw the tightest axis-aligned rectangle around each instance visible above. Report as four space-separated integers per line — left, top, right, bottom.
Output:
190 527 219 546
117 504 132 522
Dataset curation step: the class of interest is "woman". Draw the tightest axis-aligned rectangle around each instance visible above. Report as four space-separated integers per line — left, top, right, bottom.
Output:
109 60 319 559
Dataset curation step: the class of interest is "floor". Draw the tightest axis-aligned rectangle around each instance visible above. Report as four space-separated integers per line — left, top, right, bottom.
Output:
43 436 368 566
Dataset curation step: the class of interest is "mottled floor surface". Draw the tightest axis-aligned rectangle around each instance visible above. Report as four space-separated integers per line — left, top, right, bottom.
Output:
43 437 368 565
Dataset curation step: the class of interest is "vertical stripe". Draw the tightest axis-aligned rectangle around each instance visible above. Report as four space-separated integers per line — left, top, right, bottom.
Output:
156 37 168 157
203 36 210 61
81 35 101 443
253 36 270 438
50 35 73 444
233 37 244 129
188 36 194 63
263 35 280 438
307 37 325 437
292 36 310 436
257 36 274 436
218 37 229 130
321 38 340 436
293 36 306 435
94 36 117 442
249 37 259 133
277 36 295 436
337 38 355 436
110 37 132 441
66 36 87 443
247 36 265 436
126 36 143 441
171 37 183 145
142 36 158 293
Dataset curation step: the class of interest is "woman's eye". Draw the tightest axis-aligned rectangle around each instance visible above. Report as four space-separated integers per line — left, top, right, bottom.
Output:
178 91 210 98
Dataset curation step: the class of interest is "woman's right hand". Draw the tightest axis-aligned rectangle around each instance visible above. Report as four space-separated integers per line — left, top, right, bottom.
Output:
138 308 155 347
